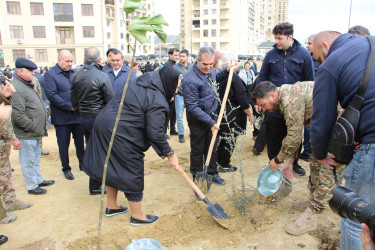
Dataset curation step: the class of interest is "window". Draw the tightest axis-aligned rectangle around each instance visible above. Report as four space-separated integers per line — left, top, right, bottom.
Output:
203 30 208 37
83 26 94 38
12 49 25 61
211 42 216 49
30 2 44 15
107 20 110 27
10 25 23 38
6 1 21 14
120 33 124 39
212 19 216 25
203 19 208 25
81 4 93 16
203 9 208 15
203 0 208 4
212 0 217 3
35 49 47 61
203 42 209 47
107 32 111 39
54 3 73 22
33 26 46 38
211 9 216 14
121 44 124 50
211 29 216 37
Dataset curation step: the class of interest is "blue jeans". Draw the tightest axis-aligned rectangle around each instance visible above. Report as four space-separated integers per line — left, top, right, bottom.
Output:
175 95 185 135
19 139 44 190
340 143 375 250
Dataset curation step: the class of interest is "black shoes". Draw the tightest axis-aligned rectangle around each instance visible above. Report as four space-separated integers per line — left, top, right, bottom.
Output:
28 187 47 195
293 164 306 176
170 130 178 136
0 235 8 245
218 165 238 172
64 171 74 180
130 214 159 225
178 135 185 143
105 206 128 217
38 180 55 187
299 153 311 162
252 148 261 156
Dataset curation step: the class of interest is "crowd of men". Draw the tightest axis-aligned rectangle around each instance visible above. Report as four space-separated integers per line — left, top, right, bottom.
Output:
0 22 373 249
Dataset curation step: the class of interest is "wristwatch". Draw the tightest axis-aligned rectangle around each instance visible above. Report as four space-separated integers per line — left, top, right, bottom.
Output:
274 156 284 164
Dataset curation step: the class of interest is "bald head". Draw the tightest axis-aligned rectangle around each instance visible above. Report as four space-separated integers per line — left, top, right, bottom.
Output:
58 50 73 71
313 31 341 62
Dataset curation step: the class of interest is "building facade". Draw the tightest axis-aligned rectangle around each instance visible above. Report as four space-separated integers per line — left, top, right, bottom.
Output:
180 0 288 57
264 0 289 42
0 0 154 68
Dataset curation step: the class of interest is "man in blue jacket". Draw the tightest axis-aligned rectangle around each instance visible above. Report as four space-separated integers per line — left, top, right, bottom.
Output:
257 22 314 176
183 47 231 185
44 50 84 181
311 31 375 250
105 49 136 94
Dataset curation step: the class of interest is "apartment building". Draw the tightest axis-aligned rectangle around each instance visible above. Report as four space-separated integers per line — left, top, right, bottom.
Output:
180 0 266 57
264 0 289 42
0 0 154 68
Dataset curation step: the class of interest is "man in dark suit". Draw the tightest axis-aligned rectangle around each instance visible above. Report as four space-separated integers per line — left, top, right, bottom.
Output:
44 50 84 181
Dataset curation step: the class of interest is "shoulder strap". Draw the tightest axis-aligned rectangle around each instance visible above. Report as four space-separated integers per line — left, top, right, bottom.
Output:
350 36 375 110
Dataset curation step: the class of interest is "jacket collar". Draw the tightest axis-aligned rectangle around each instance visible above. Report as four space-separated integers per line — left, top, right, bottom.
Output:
327 33 352 58
14 74 33 86
53 63 75 76
105 64 130 75
273 38 301 54
83 62 102 71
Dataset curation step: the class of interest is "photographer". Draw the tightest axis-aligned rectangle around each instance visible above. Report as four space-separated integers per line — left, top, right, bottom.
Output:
311 31 375 250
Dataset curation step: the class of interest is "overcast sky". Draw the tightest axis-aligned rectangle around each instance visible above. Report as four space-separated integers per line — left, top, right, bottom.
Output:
153 0 375 44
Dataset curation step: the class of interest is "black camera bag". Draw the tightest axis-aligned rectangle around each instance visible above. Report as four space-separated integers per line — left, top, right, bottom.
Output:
328 36 375 164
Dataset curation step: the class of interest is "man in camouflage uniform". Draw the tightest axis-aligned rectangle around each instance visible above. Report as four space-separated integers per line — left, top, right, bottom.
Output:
253 80 344 235
0 77 32 223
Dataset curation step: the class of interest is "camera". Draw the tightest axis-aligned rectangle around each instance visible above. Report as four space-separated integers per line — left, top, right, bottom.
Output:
329 186 375 242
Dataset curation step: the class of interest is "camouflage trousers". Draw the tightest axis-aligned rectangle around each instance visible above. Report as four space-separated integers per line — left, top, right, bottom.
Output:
0 142 17 205
308 156 345 213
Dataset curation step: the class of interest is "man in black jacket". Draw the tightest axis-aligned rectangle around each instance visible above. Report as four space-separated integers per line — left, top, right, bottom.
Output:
71 47 114 195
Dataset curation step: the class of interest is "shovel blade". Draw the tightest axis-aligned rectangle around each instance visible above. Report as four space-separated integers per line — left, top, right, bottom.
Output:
194 171 212 195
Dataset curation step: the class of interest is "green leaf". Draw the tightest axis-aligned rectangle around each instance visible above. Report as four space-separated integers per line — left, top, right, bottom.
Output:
123 0 144 14
128 21 154 44
153 26 168 43
145 14 169 26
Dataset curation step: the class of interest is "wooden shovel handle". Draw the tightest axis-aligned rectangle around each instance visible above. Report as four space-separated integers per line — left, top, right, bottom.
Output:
176 165 206 200
204 67 235 166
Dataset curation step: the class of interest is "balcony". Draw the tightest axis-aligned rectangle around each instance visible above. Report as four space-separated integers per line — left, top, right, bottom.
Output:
220 3 229 9
54 14 73 22
193 5 200 10
192 24 201 30
192 14 200 20
105 0 114 6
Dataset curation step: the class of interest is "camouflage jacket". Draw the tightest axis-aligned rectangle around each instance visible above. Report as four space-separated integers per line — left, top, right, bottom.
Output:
278 81 314 159
0 96 16 143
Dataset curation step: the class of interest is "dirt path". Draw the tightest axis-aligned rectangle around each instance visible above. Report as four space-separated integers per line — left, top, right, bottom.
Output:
2 123 340 249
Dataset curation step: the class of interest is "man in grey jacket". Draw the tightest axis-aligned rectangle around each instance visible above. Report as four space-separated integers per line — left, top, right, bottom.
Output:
11 58 55 195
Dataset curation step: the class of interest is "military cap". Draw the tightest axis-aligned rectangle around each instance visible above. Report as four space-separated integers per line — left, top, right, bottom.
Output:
15 58 37 70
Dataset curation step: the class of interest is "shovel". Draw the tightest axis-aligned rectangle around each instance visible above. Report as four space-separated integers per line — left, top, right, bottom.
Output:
194 67 235 195
176 165 230 228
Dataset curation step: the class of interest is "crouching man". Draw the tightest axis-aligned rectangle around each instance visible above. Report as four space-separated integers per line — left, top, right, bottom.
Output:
253 80 344 235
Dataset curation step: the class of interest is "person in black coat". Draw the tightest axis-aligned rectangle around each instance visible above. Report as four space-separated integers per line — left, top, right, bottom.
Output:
215 52 253 172
82 66 181 225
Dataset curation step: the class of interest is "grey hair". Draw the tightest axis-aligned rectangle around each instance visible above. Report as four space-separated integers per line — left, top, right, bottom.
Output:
308 34 316 40
218 52 236 70
348 25 370 36
197 47 215 60
84 47 101 63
